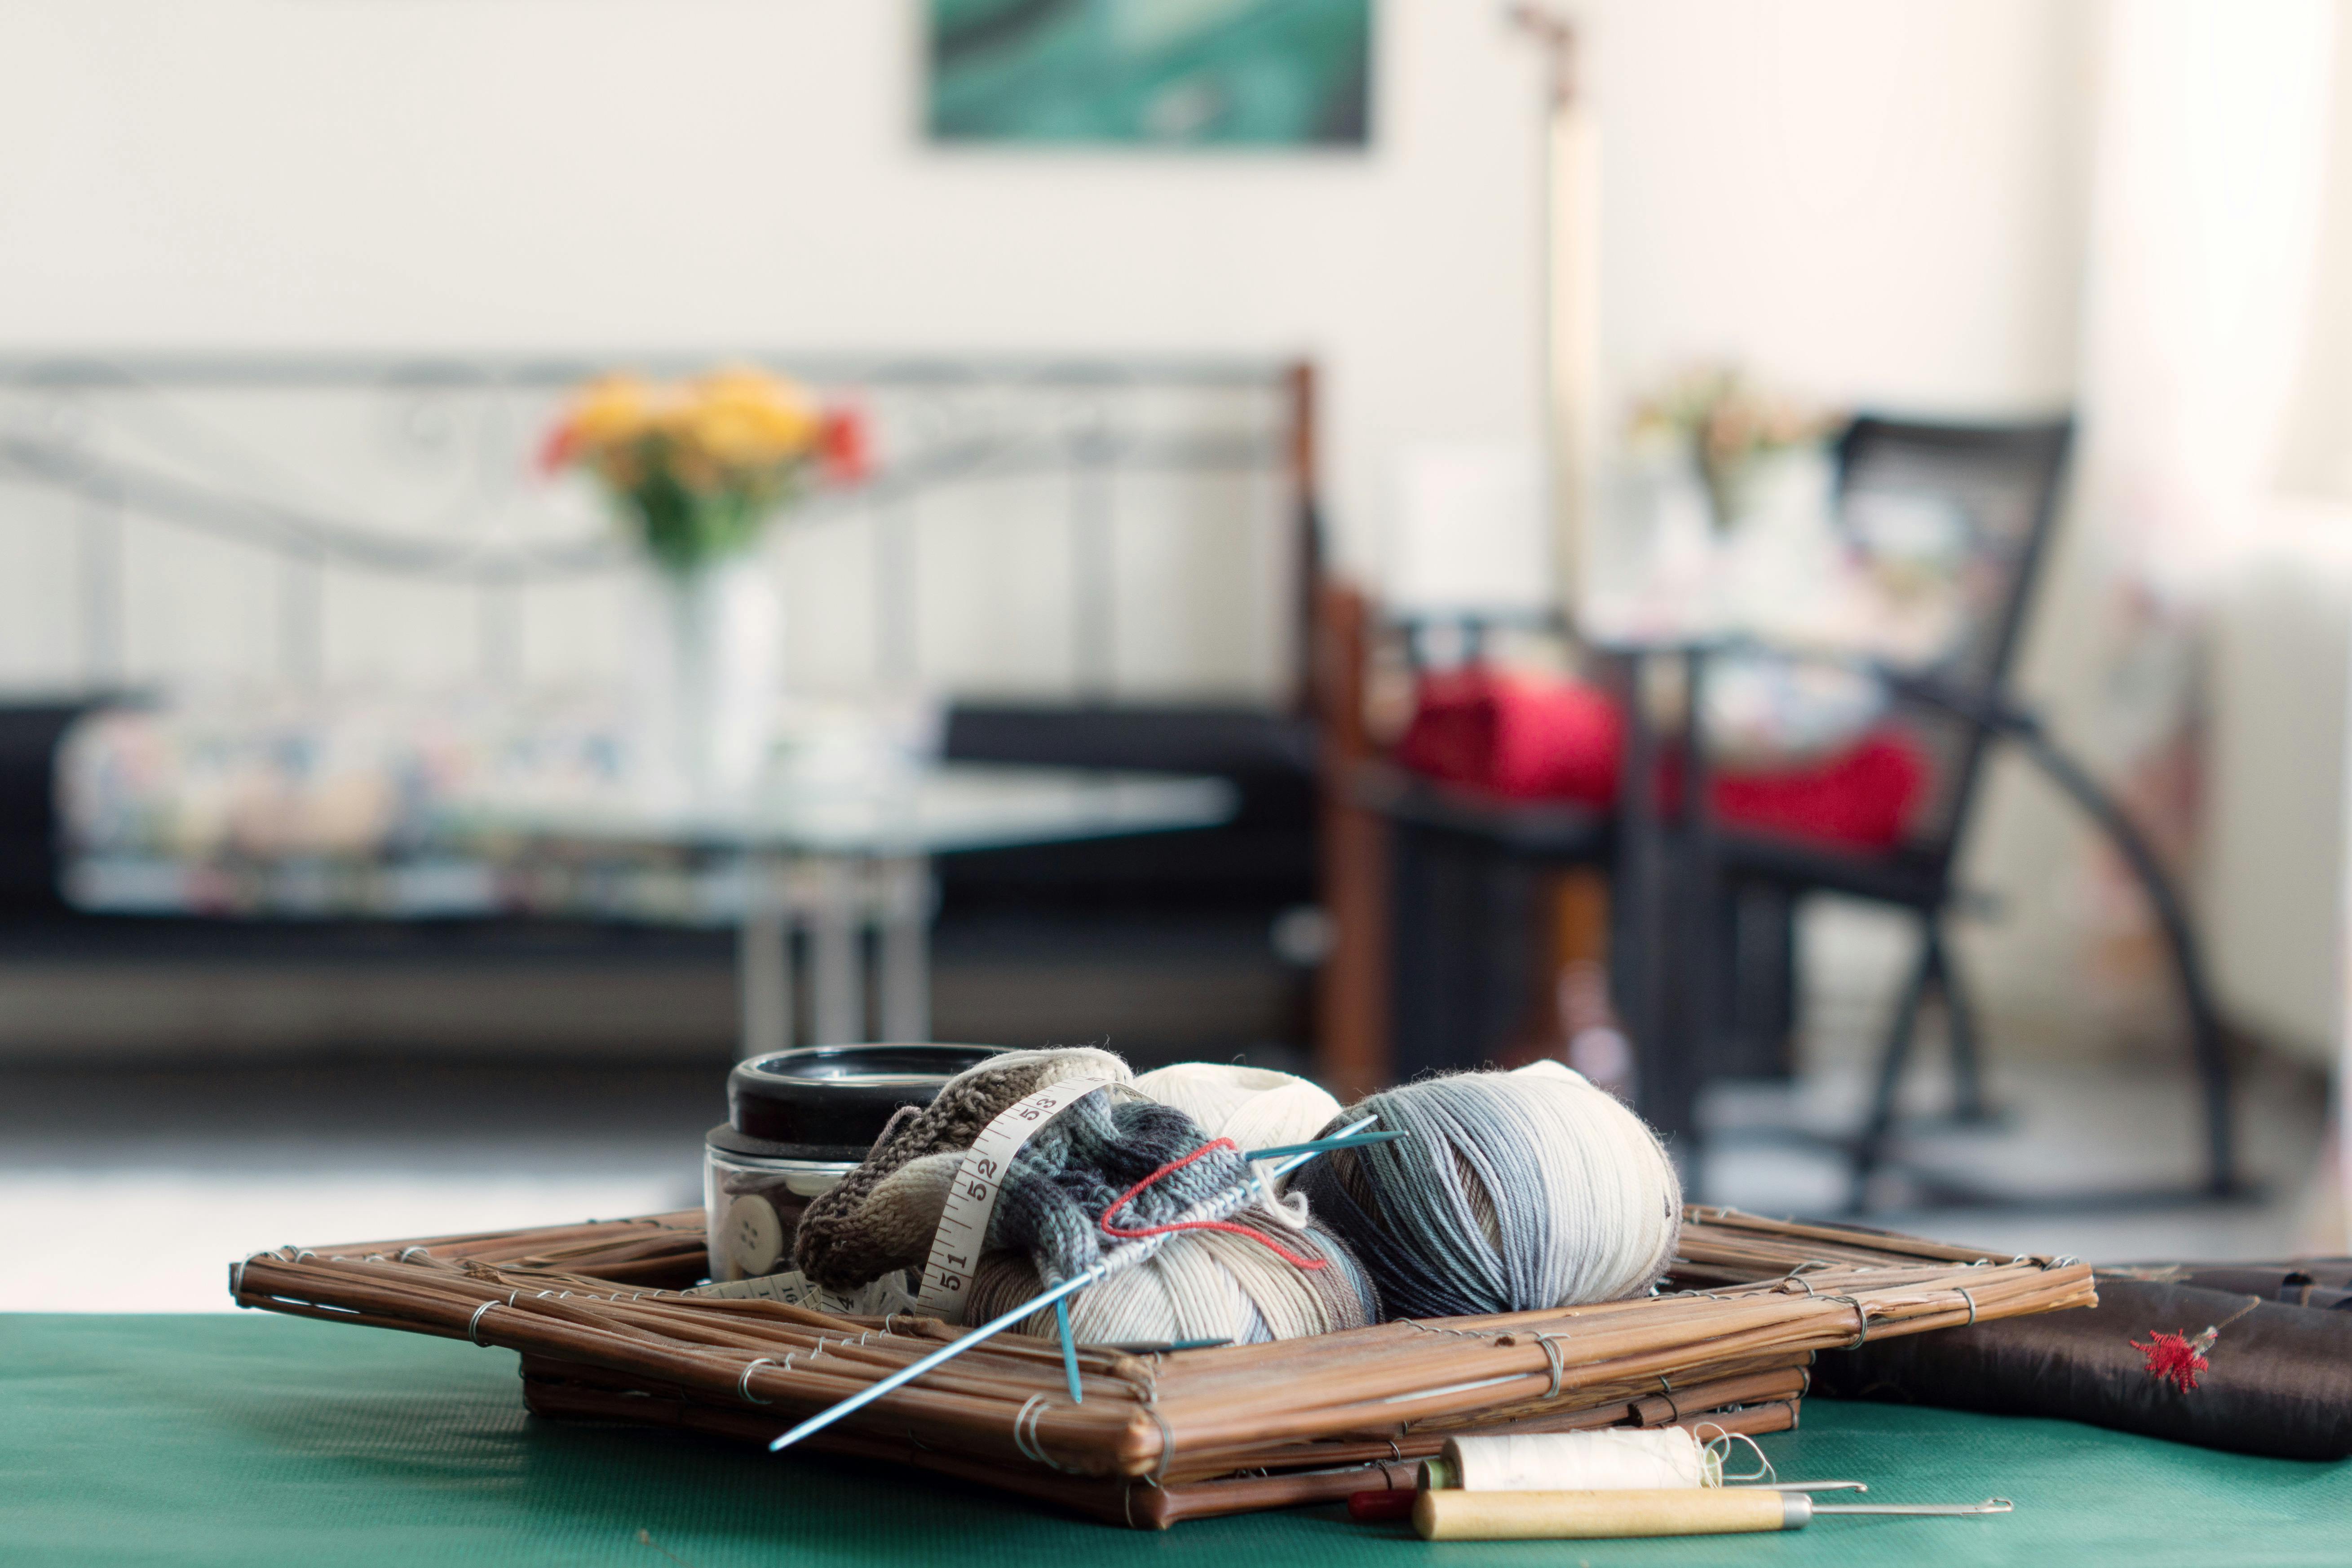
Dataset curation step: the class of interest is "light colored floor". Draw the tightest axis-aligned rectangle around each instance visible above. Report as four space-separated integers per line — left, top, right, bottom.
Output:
1703 1053 2333 1261
0 1062 711 1312
1702 898 2339 1263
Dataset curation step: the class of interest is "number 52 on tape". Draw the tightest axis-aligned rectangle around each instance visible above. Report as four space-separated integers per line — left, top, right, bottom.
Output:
914 1075 1118 1323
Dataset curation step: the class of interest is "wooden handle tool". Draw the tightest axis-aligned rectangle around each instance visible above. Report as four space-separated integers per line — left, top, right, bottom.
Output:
1414 1488 2012 1540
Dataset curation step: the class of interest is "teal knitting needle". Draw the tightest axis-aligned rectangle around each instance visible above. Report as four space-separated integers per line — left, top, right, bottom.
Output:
1242 1129 1410 1162
1054 1296 1083 1404
766 1115 1379 1455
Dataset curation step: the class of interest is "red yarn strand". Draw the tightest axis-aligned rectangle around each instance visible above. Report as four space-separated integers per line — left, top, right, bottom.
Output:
1097 1138 1329 1272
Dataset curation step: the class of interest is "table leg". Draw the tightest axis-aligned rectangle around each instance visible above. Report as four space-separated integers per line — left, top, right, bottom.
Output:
879 856 931 1043
738 855 792 1062
1613 654 1670 1125
809 856 864 1046
1668 648 1715 1193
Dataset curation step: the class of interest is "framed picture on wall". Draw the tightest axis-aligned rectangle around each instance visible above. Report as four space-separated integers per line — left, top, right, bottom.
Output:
927 0 1373 148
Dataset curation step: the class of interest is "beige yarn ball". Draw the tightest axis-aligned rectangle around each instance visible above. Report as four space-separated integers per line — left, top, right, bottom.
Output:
1130 1062 1342 1164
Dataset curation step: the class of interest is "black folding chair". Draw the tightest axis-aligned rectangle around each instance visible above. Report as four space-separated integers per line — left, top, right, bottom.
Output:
1685 416 2241 1208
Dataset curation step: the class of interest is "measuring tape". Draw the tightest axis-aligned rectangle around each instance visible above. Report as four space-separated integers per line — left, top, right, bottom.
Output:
914 1073 1119 1324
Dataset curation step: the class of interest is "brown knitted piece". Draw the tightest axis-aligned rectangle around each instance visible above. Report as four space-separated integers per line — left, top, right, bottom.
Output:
792 1047 1129 1290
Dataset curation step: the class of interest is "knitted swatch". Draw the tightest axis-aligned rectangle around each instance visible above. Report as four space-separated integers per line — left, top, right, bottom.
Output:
792 1045 1380 1344
989 1091 1258 1286
791 1046 1131 1290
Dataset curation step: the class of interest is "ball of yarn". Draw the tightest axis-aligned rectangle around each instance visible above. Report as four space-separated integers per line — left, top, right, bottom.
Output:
967 1211 1378 1347
1291 1060 1681 1318
1131 1062 1341 1164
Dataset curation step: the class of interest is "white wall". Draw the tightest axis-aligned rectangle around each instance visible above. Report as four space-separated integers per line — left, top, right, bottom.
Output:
0 0 1543 608
0 0 2090 592
1594 0 2093 419
0 0 2125 1035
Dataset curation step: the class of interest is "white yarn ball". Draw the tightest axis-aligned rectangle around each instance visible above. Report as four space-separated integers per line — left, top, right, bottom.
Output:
1131 1062 1341 1159
966 1216 1378 1346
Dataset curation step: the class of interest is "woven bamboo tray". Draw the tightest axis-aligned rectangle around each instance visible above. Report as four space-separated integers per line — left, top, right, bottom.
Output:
229 1206 2093 1528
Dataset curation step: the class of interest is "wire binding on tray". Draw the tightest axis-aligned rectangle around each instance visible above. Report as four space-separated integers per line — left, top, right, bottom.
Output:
1830 1295 1871 1347
467 1302 498 1345
1013 1395 1084 1472
1533 1332 1566 1399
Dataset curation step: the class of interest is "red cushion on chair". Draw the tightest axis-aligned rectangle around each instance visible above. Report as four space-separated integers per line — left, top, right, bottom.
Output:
1393 667 1929 849
1708 731 1926 850
1393 667 1622 805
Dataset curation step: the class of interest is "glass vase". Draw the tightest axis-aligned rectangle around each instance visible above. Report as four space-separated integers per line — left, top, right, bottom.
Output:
632 552 783 808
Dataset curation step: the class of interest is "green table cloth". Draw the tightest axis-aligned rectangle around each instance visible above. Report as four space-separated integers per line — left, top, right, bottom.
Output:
6 1314 2347 1566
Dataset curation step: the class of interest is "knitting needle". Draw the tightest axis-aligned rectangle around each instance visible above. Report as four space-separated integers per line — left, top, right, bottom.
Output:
767 1117 1380 1454
1242 1121 1398 1208
1242 1130 1411 1162
1053 1296 1083 1404
769 1263 1101 1451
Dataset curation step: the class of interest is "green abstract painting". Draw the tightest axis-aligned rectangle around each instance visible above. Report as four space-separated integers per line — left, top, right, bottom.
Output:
928 0 1373 147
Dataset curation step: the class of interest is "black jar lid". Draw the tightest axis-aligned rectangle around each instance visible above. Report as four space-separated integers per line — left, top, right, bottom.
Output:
715 1043 1004 1162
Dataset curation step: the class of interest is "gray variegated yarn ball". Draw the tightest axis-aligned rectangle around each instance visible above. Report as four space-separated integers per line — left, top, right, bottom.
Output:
1291 1060 1682 1319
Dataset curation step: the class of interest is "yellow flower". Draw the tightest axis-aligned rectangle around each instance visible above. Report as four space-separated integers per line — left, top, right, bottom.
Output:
691 368 818 455
566 375 662 453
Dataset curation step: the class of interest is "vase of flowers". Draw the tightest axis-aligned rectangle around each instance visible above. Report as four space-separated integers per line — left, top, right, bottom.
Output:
543 367 869 804
1629 365 1828 533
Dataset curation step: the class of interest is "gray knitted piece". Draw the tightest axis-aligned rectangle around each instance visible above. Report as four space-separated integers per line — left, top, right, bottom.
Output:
988 1092 1249 1286
790 1047 1257 1293
792 1047 1132 1290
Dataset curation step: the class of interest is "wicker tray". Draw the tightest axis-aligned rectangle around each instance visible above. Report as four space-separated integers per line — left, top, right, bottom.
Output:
230 1206 2092 1528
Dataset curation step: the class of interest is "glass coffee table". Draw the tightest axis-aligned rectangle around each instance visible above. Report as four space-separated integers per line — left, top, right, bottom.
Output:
447 764 1236 1058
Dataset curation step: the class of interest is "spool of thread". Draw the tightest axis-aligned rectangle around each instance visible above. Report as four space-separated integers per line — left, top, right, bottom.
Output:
1422 1430 1721 1492
1292 1060 1682 1317
1131 1062 1342 1182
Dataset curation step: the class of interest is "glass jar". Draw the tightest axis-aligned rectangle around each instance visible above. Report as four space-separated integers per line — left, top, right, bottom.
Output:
703 1043 1001 1284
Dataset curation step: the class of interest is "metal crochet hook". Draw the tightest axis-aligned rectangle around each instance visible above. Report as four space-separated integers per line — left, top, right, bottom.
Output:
766 1116 1384 1454
1804 1498 2012 1518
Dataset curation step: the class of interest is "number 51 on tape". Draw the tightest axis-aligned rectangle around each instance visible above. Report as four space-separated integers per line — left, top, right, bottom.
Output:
914 1075 1119 1323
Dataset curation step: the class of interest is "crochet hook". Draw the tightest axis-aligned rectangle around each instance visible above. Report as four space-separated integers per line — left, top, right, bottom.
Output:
1415 1489 2012 1540
767 1116 1379 1454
